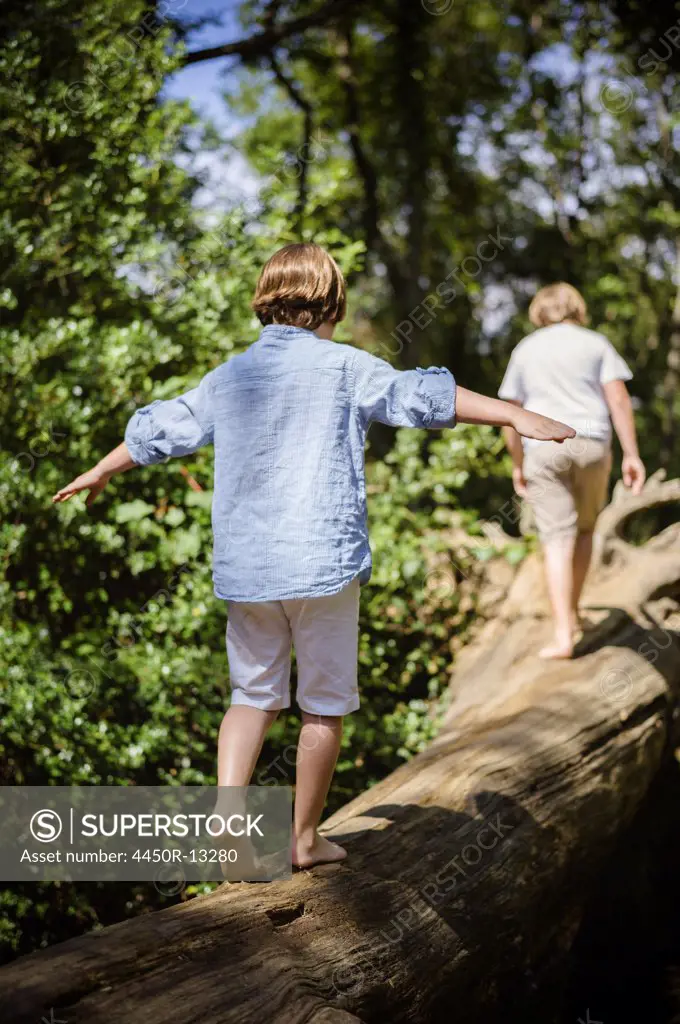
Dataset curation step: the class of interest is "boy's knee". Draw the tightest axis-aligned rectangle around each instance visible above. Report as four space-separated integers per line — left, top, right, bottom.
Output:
300 710 344 725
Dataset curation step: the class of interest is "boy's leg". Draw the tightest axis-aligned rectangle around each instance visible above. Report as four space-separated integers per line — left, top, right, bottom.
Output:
571 531 593 617
219 600 292 786
218 706 280 787
540 536 577 659
570 443 612 619
285 578 360 867
293 713 345 867
524 444 578 659
216 705 279 880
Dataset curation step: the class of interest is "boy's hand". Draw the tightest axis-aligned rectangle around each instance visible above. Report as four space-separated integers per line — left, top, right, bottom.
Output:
512 465 528 497
511 408 576 443
52 467 110 506
622 453 645 496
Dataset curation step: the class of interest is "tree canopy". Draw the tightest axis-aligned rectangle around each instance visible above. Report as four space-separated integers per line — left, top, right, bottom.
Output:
1 0 678 959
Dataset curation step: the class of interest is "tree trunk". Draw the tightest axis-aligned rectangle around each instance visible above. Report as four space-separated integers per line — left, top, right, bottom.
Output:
3 474 680 1024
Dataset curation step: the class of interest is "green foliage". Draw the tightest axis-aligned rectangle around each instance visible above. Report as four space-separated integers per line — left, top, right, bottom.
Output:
0 0 518 962
0 0 355 958
228 0 678 477
3 0 675 964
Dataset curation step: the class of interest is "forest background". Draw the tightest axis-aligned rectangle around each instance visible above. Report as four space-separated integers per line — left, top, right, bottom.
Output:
1 0 678 959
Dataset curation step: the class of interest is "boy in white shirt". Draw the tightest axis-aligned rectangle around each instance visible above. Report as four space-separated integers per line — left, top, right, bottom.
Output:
499 282 645 659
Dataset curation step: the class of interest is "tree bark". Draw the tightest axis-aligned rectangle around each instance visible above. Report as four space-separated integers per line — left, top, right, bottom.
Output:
184 0 363 65
2 476 680 1024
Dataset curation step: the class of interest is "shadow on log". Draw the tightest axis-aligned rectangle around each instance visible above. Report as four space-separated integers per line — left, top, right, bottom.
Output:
2 473 680 1024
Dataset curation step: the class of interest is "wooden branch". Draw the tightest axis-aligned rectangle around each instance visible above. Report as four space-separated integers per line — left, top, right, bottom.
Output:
178 464 203 492
595 469 680 546
332 28 405 296
184 0 362 65
394 2 429 288
3 484 680 1023
263 0 285 28
333 29 380 254
269 53 313 230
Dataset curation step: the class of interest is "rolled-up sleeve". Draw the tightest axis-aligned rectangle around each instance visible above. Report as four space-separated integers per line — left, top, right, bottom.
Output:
124 370 216 466
352 350 456 429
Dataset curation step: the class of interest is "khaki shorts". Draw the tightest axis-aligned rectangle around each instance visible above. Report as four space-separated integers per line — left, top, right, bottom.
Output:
226 578 360 716
523 437 612 542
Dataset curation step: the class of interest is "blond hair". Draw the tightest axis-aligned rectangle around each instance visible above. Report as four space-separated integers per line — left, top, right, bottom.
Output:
528 282 588 328
252 243 347 331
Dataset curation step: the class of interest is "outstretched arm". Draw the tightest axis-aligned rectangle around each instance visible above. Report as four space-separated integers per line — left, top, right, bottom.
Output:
456 386 575 442
52 370 217 508
52 442 136 505
352 351 574 442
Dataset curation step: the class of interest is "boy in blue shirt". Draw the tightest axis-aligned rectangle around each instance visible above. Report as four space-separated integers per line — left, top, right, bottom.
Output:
54 243 574 867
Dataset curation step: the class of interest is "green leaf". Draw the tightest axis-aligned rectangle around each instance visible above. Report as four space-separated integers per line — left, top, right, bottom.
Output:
114 500 156 524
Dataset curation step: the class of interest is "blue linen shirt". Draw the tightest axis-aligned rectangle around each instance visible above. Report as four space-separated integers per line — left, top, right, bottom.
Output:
125 325 457 602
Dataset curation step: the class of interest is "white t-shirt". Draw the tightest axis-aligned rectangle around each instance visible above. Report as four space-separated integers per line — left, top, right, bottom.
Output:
498 323 633 448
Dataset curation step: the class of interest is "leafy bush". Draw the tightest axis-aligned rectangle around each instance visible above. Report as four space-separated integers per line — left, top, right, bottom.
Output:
0 0 525 961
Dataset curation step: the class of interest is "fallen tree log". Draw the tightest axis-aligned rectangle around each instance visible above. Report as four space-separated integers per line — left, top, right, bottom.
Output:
3 473 680 1024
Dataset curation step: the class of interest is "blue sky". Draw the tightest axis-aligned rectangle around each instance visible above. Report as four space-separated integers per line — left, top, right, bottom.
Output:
163 1 261 206
164 3 581 127
163 0 245 130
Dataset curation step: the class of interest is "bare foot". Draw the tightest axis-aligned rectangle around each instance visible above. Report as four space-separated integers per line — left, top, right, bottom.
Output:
293 833 347 869
539 639 574 660
214 832 263 881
